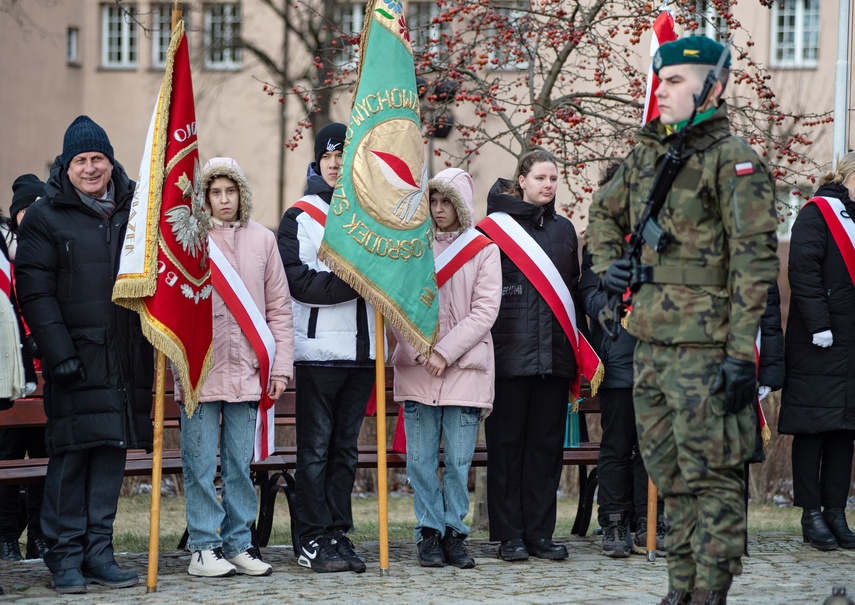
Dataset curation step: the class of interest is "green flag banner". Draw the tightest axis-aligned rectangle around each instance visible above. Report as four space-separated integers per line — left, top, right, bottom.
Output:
318 0 438 356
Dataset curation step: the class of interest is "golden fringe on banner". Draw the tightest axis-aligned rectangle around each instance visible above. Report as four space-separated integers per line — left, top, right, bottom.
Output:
318 245 437 359
760 423 771 448
588 361 605 398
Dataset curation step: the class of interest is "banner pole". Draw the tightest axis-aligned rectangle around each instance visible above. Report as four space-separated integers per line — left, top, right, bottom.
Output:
646 476 658 562
146 350 167 592
375 308 390 574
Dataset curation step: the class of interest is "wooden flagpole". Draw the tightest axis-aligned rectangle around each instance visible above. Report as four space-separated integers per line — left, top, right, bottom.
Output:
146 351 167 592
375 308 390 573
146 2 183 593
646 476 658 562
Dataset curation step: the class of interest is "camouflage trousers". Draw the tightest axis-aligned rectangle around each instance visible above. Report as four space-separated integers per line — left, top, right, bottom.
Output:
633 342 755 592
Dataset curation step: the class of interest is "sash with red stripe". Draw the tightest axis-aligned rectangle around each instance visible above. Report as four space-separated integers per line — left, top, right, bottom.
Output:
754 328 769 447
805 196 855 287
208 238 277 462
0 254 10 298
390 228 494 452
478 212 602 397
435 228 493 288
293 198 328 227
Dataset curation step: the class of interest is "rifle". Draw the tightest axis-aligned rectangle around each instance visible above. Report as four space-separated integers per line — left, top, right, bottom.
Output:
599 38 733 341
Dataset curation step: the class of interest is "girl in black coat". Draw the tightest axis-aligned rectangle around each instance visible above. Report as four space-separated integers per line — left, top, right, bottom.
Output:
779 151 855 550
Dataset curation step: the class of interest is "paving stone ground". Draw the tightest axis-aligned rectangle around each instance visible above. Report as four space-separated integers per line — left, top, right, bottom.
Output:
1 533 852 604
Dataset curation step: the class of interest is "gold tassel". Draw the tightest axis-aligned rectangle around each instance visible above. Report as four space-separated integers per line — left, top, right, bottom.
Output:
760 424 771 448
620 308 631 330
588 361 605 398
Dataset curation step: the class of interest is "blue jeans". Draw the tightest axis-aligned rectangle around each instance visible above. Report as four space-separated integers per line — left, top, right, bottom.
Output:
403 401 481 542
180 400 258 557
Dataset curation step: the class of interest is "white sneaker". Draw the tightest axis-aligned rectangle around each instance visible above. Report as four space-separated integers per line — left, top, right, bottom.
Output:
188 547 237 577
228 547 273 576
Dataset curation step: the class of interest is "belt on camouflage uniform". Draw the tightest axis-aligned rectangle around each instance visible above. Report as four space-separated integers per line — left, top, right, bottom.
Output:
637 265 727 286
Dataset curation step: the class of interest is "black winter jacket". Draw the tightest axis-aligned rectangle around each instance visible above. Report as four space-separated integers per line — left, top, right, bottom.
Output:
14 157 154 455
758 283 784 391
578 249 635 389
483 179 584 380
779 182 855 434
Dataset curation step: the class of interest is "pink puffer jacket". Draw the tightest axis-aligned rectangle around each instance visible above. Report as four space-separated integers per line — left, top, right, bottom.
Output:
198 157 294 403
392 168 501 413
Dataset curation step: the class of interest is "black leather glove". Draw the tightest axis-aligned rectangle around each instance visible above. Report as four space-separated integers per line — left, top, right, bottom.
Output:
710 355 756 414
51 357 86 384
25 335 40 360
601 258 633 295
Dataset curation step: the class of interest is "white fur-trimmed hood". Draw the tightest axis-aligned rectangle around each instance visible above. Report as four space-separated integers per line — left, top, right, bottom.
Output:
427 167 474 232
201 157 252 226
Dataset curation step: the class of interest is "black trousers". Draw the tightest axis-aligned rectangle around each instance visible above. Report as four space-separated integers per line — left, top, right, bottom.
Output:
294 365 374 543
792 430 855 509
596 387 659 527
0 427 46 540
485 375 569 542
40 446 126 572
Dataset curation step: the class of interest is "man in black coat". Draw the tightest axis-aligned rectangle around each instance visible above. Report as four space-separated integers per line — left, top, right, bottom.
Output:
14 116 154 594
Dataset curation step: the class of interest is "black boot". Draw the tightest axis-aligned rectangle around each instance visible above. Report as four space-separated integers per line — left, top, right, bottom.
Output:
25 535 48 560
801 508 837 551
657 588 691 605
822 508 855 548
441 528 475 569
417 528 445 567
689 588 727 605
0 538 22 561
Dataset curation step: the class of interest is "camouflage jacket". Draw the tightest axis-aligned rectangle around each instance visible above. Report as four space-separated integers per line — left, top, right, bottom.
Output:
587 103 779 361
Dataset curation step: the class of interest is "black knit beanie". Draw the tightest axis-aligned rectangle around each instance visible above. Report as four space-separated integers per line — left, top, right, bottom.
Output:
61 115 115 168
314 122 347 167
9 174 46 232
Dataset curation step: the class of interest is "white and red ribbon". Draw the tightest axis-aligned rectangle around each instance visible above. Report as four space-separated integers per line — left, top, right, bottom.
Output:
805 196 855 287
434 228 493 288
293 198 328 227
643 8 677 125
208 238 277 462
478 212 602 397
0 254 10 298
754 327 769 446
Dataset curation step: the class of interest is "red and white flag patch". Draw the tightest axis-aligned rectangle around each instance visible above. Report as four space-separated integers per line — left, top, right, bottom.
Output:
735 161 754 176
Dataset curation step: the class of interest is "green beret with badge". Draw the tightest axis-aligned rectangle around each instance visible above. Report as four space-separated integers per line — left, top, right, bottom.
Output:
653 36 731 75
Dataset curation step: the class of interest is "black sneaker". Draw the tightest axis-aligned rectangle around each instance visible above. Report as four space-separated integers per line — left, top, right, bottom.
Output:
497 538 529 561
298 536 349 573
0 538 22 561
524 538 568 560
633 516 666 555
602 518 630 558
441 529 475 569
417 528 445 567
331 532 366 574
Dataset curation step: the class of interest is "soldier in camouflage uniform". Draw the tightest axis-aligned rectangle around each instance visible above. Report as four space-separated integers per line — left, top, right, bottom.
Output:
587 36 779 605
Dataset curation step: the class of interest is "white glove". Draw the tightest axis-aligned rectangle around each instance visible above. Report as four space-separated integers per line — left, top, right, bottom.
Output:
758 385 771 401
812 330 833 348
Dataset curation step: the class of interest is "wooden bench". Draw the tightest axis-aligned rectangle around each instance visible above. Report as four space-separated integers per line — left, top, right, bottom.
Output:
0 368 601 549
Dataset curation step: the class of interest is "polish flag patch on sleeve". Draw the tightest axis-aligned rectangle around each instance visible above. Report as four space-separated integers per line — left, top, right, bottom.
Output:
734 161 754 176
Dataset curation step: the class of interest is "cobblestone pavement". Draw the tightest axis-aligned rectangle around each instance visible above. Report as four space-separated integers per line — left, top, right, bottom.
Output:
0 533 852 604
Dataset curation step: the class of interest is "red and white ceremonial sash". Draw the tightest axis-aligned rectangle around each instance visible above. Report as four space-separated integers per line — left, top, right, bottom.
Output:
805 196 855 287
478 212 602 397
754 328 770 446
208 238 277 462
434 228 493 288
293 198 328 227
642 9 677 125
0 254 10 297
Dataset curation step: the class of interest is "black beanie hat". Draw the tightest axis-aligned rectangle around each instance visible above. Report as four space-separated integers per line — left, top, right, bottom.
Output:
314 122 347 167
9 174 46 232
61 115 115 168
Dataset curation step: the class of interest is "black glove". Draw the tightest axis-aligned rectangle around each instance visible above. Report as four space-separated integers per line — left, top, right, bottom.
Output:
710 355 756 414
601 258 633 295
25 335 40 360
51 357 86 384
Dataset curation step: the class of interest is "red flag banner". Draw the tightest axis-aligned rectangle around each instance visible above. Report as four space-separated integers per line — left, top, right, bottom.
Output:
642 9 677 125
112 20 212 412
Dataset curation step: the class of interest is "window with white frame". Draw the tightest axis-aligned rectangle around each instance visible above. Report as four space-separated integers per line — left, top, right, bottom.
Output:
771 0 819 69
152 4 172 68
689 0 728 42
204 3 241 70
67 27 79 65
102 3 138 69
332 2 364 68
488 2 531 70
408 1 446 62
